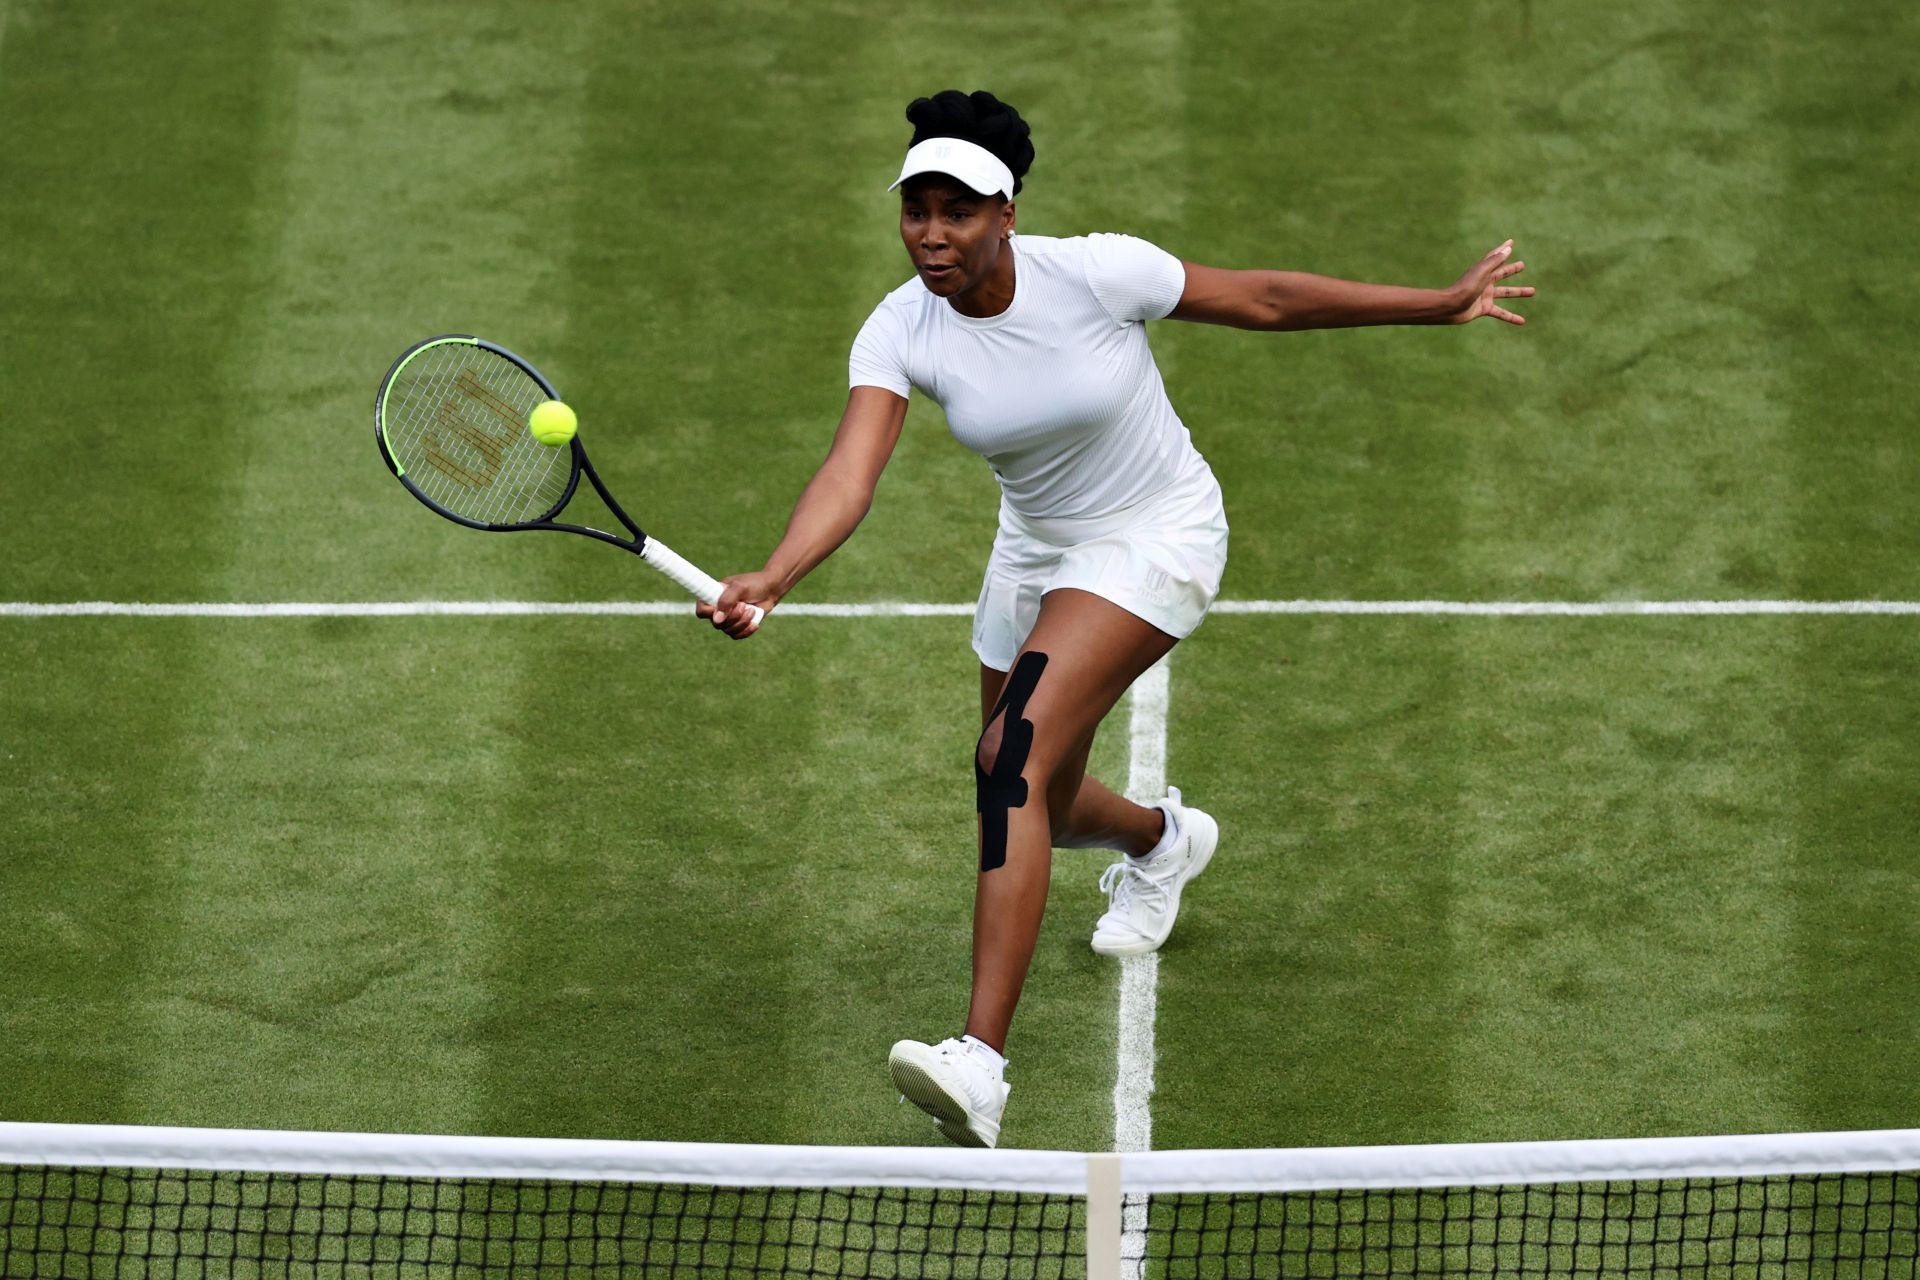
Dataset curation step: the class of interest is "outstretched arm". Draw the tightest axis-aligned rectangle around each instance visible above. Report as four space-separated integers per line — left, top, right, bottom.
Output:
699 385 909 638
1170 240 1533 331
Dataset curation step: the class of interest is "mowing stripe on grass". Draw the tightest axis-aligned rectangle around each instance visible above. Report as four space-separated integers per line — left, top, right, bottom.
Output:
1773 1 1920 1136
0 2 289 603
0 0 292 1130
1442 621 1808 1138
5 599 1917 618
226 0 600 605
124 0 605 1135
1452 0 1796 605
1443 0 1805 1141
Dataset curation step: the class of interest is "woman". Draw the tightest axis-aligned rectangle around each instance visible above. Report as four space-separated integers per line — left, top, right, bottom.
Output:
699 90 1532 1147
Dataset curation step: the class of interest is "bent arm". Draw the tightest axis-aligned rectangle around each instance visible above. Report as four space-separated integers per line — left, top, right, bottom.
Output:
761 385 909 595
1169 241 1531 332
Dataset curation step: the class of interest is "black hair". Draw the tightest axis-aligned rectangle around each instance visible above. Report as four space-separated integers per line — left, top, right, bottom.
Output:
904 90 1033 196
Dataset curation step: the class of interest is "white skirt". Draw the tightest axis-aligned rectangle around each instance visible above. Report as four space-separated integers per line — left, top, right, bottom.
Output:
971 460 1230 671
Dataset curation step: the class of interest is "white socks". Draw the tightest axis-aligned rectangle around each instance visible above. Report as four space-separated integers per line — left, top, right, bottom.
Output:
1130 803 1180 863
962 1035 1007 1078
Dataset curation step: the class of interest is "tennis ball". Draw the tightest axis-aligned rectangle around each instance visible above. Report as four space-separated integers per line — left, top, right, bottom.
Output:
529 400 577 448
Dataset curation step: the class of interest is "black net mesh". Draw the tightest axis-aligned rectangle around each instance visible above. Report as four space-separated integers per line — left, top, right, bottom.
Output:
0 1167 1082 1279
1139 1173 1920 1279
6 1163 1918 1278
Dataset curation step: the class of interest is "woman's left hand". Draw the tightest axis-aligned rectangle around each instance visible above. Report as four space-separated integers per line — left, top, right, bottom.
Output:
1445 240 1534 325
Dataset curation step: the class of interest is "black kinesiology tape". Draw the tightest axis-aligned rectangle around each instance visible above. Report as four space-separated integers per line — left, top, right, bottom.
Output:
976 651 1048 872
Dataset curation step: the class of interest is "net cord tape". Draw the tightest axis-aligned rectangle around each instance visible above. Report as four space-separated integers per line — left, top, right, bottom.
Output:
4 1122 1917 1196
1121 1128 1920 1194
0 1122 1084 1193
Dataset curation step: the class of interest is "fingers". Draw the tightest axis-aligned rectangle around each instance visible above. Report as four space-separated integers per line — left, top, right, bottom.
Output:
699 572 777 640
1471 242 1530 325
1462 242 1519 295
716 604 763 639
705 597 765 639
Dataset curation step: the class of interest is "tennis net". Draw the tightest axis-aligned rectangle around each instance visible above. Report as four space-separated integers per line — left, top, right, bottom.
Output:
2 1122 1915 1278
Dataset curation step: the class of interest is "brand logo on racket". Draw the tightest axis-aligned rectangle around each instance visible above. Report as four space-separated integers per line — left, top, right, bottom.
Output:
423 369 528 489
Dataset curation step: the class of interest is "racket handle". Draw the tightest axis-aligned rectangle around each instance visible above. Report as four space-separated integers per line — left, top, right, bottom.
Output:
641 537 766 628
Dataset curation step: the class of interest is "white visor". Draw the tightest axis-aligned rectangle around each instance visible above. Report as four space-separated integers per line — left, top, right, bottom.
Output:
887 137 1016 201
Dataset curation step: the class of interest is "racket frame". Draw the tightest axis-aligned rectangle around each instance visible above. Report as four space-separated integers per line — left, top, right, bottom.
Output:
374 334 757 623
376 333 651 553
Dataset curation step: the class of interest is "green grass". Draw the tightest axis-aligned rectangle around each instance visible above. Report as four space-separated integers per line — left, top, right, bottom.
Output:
0 0 1916 1173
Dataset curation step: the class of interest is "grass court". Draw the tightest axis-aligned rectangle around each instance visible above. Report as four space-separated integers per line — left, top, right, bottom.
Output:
2 0 1915 1158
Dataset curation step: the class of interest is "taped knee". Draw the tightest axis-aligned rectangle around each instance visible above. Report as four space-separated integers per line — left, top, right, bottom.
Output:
976 651 1048 873
974 719 1007 780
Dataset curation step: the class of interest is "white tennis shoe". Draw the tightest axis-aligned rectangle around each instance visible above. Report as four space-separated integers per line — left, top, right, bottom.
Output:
888 1038 1010 1149
1091 786 1218 956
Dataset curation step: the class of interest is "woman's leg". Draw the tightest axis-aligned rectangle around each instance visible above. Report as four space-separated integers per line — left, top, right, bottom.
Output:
965 588 1177 1051
977 673 1163 856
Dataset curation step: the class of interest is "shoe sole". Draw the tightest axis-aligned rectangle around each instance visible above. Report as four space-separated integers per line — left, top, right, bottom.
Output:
936 1119 988 1147
889 1049 995 1148
1090 807 1219 957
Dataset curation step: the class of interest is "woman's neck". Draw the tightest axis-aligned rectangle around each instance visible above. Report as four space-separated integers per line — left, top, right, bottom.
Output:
948 243 1016 318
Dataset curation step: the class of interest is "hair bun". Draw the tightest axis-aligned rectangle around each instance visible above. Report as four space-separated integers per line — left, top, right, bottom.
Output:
904 90 1034 195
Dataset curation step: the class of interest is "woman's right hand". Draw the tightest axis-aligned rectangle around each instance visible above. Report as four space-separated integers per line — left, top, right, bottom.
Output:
697 570 783 639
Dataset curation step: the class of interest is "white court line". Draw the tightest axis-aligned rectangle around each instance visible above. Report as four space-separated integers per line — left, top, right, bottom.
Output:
0 601 971 618
3 599 1917 618
1213 600 1920 616
1116 656 1170 1277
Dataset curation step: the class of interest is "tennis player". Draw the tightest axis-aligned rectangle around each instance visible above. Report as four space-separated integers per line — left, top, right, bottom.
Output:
700 90 1532 1147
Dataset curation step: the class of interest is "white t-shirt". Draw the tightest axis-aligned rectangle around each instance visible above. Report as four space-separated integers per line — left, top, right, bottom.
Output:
848 233 1209 522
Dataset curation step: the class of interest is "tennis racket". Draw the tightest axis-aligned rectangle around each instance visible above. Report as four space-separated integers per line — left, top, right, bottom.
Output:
374 334 761 628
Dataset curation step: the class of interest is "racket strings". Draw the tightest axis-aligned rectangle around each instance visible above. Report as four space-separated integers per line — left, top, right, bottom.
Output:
390 357 470 498
462 356 565 527
382 345 573 526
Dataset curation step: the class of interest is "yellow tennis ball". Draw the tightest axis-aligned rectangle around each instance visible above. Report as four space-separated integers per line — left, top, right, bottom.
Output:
529 400 577 447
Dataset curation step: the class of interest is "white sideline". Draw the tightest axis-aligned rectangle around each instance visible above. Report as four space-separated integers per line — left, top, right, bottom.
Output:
3 599 1918 618
1116 657 1170 1278
1117 659 1169 1155
1214 599 1920 616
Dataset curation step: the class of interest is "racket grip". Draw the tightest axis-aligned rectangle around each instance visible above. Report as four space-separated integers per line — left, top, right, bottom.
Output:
641 538 766 628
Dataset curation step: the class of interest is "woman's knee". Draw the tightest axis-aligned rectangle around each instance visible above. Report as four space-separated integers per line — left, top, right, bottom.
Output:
975 717 1007 779
975 710 1072 790
977 712 1080 831
975 650 1050 780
